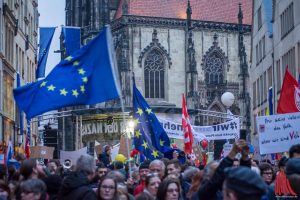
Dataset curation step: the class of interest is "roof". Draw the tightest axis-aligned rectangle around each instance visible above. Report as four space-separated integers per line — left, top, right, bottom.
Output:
115 0 252 25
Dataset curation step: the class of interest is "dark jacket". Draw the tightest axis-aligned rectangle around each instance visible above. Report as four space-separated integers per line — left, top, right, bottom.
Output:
59 171 97 200
98 152 111 167
191 157 251 200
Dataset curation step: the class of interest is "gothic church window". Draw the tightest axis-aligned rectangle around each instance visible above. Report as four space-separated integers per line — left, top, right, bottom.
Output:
144 49 165 98
204 53 224 85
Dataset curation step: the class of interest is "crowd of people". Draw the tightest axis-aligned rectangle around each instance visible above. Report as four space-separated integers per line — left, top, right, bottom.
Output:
0 140 299 200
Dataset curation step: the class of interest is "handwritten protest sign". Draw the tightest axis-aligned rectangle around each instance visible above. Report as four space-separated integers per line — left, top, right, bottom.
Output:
158 117 240 141
256 112 300 154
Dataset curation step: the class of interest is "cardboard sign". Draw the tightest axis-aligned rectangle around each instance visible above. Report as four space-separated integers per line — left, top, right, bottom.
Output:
118 135 132 155
30 146 54 159
257 112 300 154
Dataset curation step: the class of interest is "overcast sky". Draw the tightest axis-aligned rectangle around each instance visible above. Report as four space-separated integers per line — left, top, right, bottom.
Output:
38 0 65 75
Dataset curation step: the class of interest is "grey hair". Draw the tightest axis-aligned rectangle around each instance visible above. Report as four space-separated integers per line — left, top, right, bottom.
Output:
21 179 47 199
182 167 200 181
203 160 219 179
150 159 165 171
76 154 95 174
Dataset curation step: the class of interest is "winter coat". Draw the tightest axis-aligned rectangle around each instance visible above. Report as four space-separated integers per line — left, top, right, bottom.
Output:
59 171 97 200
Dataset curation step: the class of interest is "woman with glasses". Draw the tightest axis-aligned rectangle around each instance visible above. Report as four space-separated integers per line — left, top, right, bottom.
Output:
259 162 274 185
157 177 180 200
98 176 118 200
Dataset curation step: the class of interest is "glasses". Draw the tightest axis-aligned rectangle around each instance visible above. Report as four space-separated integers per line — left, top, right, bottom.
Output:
101 185 115 190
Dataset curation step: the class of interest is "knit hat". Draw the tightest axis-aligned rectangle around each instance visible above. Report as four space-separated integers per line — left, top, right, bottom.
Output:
224 166 267 196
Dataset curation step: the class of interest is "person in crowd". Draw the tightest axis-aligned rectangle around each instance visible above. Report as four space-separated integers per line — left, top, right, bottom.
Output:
289 144 300 158
0 180 10 200
157 177 180 200
202 161 219 180
138 173 161 200
251 159 259 167
186 171 203 199
285 158 300 196
8 180 19 200
97 163 109 180
135 192 153 200
20 179 48 200
117 183 131 200
98 176 119 200
149 160 165 179
222 167 267 200
127 168 139 195
59 154 97 200
43 174 62 200
181 167 200 199
166 159 181 178
20 158 46 180
106 171 126 184
134 161 150 196
47 159 58 175
232 159 240 167
99 145 112 167
192 139 251 200
259 162 274 185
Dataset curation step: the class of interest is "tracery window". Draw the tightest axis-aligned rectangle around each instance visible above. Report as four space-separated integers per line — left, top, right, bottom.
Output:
204 53 224 85
144 49 165 98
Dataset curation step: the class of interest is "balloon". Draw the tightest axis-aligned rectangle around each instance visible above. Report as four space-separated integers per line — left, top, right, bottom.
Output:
200 139 208 149
115 154 126 162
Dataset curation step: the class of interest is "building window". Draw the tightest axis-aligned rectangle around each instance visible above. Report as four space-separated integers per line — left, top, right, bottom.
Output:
276 60 281 93
281 3 294 39
144 49 165 99
267 66 273 88
258 6 262 30
282 47 296 77
262 36 266 58
253 81 257 109
204 54 224 85
263 71 267 103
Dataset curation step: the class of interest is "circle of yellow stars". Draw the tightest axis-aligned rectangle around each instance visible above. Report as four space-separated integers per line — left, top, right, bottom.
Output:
39 56 88 98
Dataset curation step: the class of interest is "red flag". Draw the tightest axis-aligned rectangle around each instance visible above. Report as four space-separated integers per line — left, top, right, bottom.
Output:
182 94 194 154
277 69 300 113
25 134 30 159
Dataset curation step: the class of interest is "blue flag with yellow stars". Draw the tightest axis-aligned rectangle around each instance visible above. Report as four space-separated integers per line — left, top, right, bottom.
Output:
62 26 81 56
14 26 121 119
36 27 56 79
132 83 171 160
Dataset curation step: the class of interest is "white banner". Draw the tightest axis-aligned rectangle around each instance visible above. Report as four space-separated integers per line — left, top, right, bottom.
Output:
158 117 240 141
60 147 88 166
256 112 300 154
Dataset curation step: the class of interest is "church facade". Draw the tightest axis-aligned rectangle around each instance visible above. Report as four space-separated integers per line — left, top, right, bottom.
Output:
64 0 252 152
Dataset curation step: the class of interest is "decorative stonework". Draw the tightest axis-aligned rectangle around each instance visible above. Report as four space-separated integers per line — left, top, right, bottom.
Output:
202 33 229 85
138 29 172 69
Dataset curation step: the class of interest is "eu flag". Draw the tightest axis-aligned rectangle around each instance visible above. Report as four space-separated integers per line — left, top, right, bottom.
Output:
14 26 121 119
62 26 81 56
132 83 171 160
36 27 56 79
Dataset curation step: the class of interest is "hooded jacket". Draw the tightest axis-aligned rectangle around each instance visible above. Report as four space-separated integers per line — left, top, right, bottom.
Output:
59 171 97 200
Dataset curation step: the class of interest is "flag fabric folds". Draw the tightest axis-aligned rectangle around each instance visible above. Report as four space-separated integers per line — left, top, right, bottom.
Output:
14 26 121 119
36 27 56 79
277 69 300 113
182 94 194 154
62 26 81 56
132 83 171 160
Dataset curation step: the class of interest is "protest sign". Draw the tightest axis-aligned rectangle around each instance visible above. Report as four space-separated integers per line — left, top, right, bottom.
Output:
60 147 87 166
158 117 240 141
256 112 300 154
30 146 54 159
